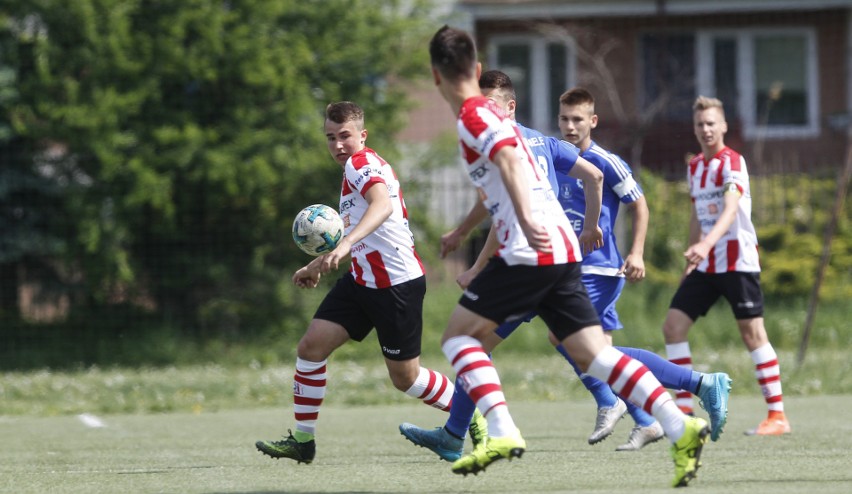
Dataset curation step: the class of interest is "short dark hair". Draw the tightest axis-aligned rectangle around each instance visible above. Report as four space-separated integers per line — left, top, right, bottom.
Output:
325 101 364 126
479 70 516 100
559 87 595 108
429 25 477 81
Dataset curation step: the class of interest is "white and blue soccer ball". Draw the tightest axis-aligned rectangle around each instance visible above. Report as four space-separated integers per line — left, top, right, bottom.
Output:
292 204 345 256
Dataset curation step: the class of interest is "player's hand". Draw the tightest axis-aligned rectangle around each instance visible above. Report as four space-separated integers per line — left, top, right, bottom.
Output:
440 229 464 258
521 220 552 253
292 265 321 289
682 261 698 280
683 241 710 266
618 254 646 282
578 226 604 255
456 265 482 290
320 240 351 274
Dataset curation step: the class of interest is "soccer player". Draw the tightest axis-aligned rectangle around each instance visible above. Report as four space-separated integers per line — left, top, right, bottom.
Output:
428 25 709 487
400 71 730 459
662 96 791 436
254 101 455 463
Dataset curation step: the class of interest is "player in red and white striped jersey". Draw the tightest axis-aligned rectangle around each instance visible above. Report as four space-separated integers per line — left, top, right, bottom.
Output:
662 96 790 436
255 101 453 464
429 25 710 487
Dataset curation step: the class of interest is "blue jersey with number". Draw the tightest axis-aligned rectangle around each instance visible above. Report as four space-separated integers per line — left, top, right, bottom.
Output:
554 140 643 275
518 123 580 195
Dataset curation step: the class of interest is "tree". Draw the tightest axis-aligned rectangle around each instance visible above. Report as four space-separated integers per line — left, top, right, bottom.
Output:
0 0 439 336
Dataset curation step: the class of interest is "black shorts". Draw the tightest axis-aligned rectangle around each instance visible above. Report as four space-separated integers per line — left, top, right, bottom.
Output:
314 273 426 361
670 270 764 321
459 258 600 341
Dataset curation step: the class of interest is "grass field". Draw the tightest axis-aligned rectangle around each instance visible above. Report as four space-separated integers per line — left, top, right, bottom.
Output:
2 394 850 494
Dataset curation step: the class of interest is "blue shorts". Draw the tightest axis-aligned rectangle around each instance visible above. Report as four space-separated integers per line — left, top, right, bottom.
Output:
494 273 624 339
583 274 625 331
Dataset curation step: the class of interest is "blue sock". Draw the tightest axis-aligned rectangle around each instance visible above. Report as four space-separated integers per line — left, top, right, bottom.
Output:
555 344 618 408
444 375 476 439
615 346 702 393
624 399 657 427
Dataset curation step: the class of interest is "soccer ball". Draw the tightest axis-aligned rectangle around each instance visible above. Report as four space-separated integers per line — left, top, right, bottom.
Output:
292 204 345 256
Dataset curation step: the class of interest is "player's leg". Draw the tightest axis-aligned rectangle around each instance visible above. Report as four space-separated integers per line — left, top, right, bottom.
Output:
617 346 732 441
376 276 455 411
543 272 709 488
254 317 350 463
717 272 789 436
443 259 551 475
399 329 509 461
662 271 719 415
560 326 710 487
740 317 790 435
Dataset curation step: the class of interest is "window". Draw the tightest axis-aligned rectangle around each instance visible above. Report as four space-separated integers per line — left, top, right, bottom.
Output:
487 35 576 134
696 28 818 139
640 33 696 122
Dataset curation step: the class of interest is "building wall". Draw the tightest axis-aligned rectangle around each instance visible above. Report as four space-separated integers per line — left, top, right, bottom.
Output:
469 8 849 175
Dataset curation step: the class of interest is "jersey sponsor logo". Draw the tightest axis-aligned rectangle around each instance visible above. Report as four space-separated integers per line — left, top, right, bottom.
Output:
469 164 487 180
339 197 357 213
568 218 583 232
351 242 368 254
694 189 725 201
481 130 499 152
353 168 373 188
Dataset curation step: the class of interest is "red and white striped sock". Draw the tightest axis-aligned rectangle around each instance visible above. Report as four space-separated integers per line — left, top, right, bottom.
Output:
442 335 516 437
666 342 695 414
588 346 686 442
750 343 784 412
293 357 327 435
405 367 454 411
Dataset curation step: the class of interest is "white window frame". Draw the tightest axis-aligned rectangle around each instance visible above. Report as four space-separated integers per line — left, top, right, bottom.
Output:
696 27 819 140
486 34 577 135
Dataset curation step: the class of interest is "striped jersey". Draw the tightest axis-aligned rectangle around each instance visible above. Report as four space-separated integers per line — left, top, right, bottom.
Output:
554 140 644 276
456 96 581 266
688 146 760 273
340 147 425 288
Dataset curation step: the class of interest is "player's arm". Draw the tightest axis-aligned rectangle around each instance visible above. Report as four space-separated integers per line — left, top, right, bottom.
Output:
456 224 499 289
441 201 489 258
619 195 649 282
567 156 604 254
321 183 391 273
492 146 551 252
684 184 740 266
293 255 326 289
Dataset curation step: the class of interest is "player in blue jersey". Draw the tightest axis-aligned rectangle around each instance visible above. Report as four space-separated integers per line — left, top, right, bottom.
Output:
400 71 731 460
554 87 661 449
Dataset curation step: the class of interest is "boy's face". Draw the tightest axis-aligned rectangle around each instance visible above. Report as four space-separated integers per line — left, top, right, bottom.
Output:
558 102 597 149
325 119 367 166
693 107 727 151
482 87 516 120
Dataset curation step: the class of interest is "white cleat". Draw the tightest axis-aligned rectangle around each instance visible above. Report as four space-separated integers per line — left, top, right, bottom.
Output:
588 398 627 444
615 421 665 451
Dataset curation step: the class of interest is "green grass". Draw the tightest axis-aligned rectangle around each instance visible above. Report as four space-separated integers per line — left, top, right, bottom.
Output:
2 347 851 416
1 395 850 493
